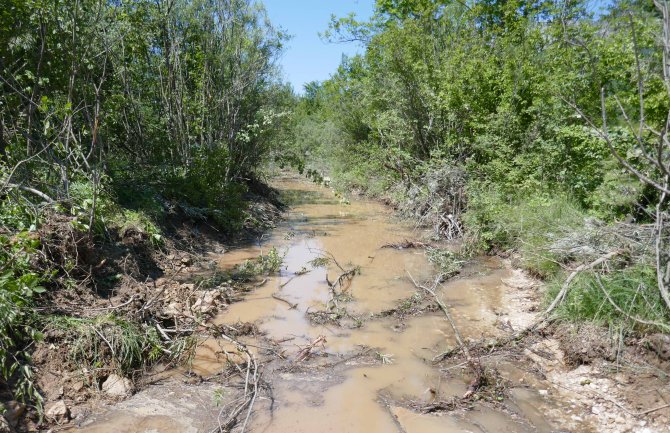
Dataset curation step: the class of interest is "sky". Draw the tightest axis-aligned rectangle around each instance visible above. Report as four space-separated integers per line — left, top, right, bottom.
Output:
262 0 374 94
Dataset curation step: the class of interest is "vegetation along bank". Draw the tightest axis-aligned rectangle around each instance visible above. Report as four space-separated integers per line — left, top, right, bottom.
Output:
1 0 670 431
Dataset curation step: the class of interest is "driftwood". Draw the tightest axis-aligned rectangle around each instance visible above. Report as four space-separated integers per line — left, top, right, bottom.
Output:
272 293 298 310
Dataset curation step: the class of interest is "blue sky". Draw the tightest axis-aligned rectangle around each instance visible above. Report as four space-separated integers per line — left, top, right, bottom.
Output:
262 0 374 93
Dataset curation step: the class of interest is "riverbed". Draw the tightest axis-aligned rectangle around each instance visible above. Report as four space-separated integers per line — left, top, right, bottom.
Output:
69 175 595 433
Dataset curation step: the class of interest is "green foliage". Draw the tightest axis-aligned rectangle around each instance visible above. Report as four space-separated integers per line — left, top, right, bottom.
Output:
426 248 464 277
235 247 285 280
0 232 47 404
463 188 587 277
291 0 662 227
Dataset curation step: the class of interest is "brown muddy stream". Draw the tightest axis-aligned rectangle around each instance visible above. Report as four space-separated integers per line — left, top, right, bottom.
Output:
72 175 590 433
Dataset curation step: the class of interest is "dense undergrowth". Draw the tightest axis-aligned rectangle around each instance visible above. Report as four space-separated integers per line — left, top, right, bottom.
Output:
0 0 292 414
287 0 670 338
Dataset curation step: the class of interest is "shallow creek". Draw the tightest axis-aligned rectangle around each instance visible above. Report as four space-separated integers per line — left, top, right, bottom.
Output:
73 175 592 433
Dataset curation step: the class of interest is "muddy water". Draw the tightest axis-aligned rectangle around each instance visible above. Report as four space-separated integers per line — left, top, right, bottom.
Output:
190 176 578 433
72 175 587 433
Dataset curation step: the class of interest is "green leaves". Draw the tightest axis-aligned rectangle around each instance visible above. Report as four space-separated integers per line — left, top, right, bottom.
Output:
0 232 47 403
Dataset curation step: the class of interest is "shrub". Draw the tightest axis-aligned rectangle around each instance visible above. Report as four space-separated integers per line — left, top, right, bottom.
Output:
0 232 47 404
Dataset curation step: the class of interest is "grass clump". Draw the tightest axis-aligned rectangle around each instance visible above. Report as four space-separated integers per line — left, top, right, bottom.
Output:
46 314 191 375
548 265 670 334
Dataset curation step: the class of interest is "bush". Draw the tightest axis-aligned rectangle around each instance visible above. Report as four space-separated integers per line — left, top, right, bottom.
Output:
0 232 47 404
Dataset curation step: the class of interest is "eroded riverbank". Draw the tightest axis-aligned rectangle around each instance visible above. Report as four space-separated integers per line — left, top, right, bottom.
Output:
64 175 669 433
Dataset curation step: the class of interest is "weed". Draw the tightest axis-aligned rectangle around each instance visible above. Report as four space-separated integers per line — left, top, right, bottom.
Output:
426 248 464 277
548 265 670 333
234 247 285 280
45 314 184 374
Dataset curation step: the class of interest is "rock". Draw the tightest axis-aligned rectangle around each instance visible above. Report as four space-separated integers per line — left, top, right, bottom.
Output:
646 333 670 360
45 401 70 423
3 401 24 427
0 416 13 433
164 301 183 316
193 290 221 314
101 374 134 397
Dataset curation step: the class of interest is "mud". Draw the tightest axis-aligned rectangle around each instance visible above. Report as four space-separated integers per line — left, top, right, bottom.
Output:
65 175 670 433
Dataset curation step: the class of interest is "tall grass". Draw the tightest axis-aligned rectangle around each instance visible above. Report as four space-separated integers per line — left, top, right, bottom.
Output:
463 188 586 277
547 265 670 333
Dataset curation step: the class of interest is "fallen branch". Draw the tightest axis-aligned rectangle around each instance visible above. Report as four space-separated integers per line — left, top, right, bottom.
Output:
381 240 431 250
544 250 621 316
295 335 327 362
326 267 359 311
407 271 483 399
3 182 54 203
271 293 298 309
433 250 623 362
209 333 263 433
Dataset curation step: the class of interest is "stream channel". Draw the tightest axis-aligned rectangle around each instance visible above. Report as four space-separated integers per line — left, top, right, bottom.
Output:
71 175 592 433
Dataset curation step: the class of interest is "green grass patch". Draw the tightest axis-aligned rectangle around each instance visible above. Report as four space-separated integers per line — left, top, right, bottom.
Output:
547 265 670 333
46 314 189 374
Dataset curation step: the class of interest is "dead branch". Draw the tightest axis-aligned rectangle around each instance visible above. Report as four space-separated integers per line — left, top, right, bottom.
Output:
406 271 483 399
434 250 624 362
326 267 359 311
544 250 621 316
271 293 298 310
381 239 431 250
209 333 263 433
295 335 327 362
3 182 54 203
